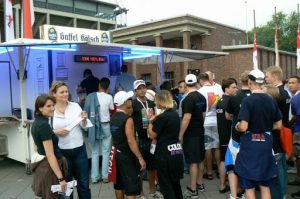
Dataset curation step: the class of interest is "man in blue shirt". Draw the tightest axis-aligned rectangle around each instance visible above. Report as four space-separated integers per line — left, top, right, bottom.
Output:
288 76 300 198
235 69 282 199
115 64 136 92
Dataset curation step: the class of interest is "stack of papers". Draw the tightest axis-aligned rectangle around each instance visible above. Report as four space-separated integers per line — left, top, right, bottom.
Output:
51 180 77 196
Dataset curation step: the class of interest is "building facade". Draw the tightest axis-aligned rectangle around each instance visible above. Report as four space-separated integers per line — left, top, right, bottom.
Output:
0 0 126 41
112 14 297 86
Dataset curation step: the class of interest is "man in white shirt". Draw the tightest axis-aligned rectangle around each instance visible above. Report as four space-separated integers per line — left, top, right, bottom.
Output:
198 73 223 180
91 77 114 183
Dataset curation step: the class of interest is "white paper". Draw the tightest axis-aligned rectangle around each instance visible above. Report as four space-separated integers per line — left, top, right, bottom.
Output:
85 119 93 128
51 180 77 197
65 117 84 131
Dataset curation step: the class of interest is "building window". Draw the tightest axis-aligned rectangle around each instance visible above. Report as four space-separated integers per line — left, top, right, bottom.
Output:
141 73 151 83
164 72 175 88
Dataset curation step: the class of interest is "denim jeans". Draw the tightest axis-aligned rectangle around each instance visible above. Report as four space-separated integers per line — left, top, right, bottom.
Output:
91 123 112 181
270 153 288 199
60 145 91 199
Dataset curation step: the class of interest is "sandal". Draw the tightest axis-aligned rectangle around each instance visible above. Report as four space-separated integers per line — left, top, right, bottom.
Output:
203 173 213 180
219 185 230 193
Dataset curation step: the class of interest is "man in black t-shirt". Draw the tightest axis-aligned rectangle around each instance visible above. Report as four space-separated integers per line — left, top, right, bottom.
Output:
265 66 290 198
179 74 207 198
77 69 100 95
111 90 146 199
225 70 250 199
131 80 161 198
216 78 237 194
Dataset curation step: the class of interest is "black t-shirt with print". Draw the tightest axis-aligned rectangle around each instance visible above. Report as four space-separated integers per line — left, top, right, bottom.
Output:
152 109 181 156
132 98 155 140
226 89 251 142
216 95 232 146
31 115 62 158
181 91 207 137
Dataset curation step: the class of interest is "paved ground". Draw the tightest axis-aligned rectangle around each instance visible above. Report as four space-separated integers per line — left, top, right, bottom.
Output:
0 158 298 199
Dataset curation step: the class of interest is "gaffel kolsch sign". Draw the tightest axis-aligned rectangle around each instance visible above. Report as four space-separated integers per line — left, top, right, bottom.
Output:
40 25 111 43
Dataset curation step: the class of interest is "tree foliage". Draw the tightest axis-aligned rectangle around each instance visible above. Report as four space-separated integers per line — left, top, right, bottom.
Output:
248 11 298 52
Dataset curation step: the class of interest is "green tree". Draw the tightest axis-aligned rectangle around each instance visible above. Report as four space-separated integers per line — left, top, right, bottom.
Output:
248 11 298 52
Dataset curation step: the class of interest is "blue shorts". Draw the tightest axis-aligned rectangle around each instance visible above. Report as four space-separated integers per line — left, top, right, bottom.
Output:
239 176 273 189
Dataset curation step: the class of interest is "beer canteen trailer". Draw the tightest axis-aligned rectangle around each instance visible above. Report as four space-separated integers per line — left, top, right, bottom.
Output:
0 38 227 173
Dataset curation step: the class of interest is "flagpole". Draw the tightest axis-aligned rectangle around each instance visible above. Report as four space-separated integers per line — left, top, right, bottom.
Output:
245 1 248 44
253 9 258 70
297 4 300 69
274 7 280 66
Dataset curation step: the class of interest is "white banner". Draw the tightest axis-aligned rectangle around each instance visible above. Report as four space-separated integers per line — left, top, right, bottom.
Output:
40 25 111 43
4 0 15 41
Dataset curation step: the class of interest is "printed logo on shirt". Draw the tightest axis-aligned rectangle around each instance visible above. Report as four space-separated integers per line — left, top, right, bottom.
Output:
207 92 221 111
216 109 223 114
167 143 183 155
251 133 265 142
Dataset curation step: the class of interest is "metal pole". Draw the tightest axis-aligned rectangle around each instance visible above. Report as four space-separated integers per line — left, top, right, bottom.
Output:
18 47 30 174
159 51 165 84
245 1 248 44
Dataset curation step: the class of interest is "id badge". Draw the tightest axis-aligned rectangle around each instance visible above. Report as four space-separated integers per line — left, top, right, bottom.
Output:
150 139 157 154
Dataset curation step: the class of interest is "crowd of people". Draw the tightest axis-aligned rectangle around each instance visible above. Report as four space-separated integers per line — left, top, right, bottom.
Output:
30 65 300 199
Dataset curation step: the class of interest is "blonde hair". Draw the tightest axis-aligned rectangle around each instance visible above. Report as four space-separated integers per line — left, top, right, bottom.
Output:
263 84 279 99
50 81 69 95
265 66 283 81
154 90 174 110
240 70 250 85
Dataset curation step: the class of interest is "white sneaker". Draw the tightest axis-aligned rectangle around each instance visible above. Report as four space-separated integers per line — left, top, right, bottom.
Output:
148 191 163 199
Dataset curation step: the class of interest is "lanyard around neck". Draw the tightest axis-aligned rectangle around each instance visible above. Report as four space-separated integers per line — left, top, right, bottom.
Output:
137 98 148 110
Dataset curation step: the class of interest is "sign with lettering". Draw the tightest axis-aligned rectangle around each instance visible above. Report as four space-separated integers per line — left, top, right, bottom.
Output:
74 55 107 63
40 25 111 44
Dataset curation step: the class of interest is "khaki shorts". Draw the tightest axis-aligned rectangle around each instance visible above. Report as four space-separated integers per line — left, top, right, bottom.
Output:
293 133 300 157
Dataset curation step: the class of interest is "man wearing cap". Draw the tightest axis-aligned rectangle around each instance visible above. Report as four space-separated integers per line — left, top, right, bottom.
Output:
235 69 282 199
111 90 146 199
179 74 207 198
131 80 161 198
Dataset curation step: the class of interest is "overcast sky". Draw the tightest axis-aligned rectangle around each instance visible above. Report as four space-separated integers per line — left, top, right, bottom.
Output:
114 0 299 30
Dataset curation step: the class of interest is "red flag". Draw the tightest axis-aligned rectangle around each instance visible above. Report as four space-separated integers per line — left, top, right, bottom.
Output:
275 25 280 66
253 32 258 69
297 25 300 69
23 0 35 38
4 0 15 41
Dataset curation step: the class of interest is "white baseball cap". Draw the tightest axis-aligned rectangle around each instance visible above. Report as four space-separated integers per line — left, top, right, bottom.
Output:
145 89 156 101
185 74 197 85
114 91 134 106
248 69 265 84
133 80 146 90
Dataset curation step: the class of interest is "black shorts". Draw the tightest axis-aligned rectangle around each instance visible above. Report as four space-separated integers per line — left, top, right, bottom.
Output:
114 152 142 196
183 135 205 164
138 138 155 170
220 145 228 162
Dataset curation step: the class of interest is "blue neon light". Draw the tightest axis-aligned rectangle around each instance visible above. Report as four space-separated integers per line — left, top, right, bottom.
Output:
27 44 77 51
123 54 152 60
130 48 160 55
0 47 14 54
